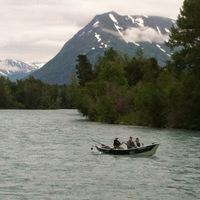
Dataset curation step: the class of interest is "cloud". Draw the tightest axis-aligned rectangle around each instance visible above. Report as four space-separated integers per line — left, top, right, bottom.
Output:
123 27 169 43
0 0 184 62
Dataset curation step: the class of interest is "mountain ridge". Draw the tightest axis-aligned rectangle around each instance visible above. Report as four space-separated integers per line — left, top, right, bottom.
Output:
0 59 43 81
31 11 175 84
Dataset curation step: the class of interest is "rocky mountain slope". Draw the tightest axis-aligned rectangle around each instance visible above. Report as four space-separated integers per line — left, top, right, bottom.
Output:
31 11 175 84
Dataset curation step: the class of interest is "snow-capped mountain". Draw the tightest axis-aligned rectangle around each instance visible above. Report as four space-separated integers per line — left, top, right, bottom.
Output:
0 59 43 81
31 11 175 84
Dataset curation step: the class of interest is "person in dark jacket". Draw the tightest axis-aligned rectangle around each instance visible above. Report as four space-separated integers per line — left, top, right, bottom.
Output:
113 137 123 149
126 137 135 149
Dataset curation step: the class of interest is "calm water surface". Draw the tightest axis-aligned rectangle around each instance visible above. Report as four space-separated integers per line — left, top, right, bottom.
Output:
0 110 199 200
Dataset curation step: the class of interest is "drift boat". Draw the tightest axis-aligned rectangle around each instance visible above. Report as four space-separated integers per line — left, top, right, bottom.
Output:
94 142 159 156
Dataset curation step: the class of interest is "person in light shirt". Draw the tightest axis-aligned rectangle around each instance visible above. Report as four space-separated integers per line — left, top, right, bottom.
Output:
134 138 141 148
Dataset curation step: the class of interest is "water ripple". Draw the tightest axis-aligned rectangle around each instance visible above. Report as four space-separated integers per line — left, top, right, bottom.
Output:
0 110 199 200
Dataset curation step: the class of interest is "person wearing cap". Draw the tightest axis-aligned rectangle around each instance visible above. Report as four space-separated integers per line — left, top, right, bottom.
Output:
126 136 135 149
113 137 123 149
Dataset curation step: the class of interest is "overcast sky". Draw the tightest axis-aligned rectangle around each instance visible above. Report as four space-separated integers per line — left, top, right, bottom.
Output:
0 0 184 63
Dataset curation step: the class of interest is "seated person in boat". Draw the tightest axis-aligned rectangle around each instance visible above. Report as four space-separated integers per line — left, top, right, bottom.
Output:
113 137 124 149
126 137 136 149
134 138 141 148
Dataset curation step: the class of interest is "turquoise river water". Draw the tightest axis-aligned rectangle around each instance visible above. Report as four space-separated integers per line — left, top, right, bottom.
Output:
0 109 199 200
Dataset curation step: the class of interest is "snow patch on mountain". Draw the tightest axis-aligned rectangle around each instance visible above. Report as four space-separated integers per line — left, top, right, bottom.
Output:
133 41 140 46
156 26 162 35
93 21 99 28
171 19 176 24
135 17 144 27
156 44 166 52
0 71 7 76
109 13 118 24
114 24 127 43
128 15 135 24
95 32 101 42
165 28 170 33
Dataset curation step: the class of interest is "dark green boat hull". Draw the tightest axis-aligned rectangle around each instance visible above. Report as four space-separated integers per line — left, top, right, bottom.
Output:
95 143 159 156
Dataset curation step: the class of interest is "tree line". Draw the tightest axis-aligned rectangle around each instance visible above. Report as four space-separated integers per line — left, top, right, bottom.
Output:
0 76 74 109
73 48 199 130
73 0 200 130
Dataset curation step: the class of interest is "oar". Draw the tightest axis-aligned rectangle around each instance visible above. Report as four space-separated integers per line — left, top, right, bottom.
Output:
92 139 107 146
92 139 112 149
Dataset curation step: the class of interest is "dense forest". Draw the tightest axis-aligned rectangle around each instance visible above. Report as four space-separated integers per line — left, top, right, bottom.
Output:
73 48 200 130
0 76 74 109
73 0 200 130
0 0 199 130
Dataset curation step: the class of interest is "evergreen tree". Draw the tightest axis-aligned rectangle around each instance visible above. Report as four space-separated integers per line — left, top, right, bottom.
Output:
167 0 200 74
125 58 143 86
94 48 119 76
76 54 94 86
103 47 118 62
125 57 160 86
94 48 127 85
0 77 13 108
